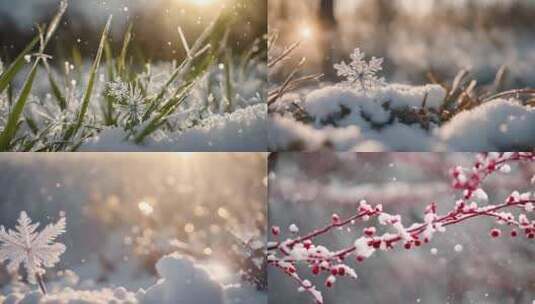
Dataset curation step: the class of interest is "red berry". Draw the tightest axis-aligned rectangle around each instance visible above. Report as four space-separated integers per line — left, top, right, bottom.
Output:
338 267 346 276
312 265 320 275
326 281 333 288
528 233 534 239
303 240 312 249
414 240 422 247
356 256 365 263
372 240 381 249
271 226 280 236
404 242 411 249
490 228 501 238
364 227 375 237
511 230 518 237
330 268 338 276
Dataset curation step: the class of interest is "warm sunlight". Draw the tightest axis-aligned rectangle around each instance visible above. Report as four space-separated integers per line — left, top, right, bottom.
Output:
191 0 217 6
299 23 315 40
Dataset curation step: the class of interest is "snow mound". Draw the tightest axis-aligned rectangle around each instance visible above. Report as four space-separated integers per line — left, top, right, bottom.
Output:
223 284 266 304
2 288 137 304
440 99 535 151
80 104 267 151
268 115 361 151
270 84 534 151
137 253 223 304
269 115 440 151
1 254 265 304
303 84 445 126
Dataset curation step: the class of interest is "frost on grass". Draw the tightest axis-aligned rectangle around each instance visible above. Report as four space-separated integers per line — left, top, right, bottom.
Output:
269 47 535 151
81 103 267 151
0 212 66 288
0 5 267 152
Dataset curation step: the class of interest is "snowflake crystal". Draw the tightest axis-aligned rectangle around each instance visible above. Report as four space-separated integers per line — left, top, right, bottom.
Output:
334 48 386 91
0 211 66 284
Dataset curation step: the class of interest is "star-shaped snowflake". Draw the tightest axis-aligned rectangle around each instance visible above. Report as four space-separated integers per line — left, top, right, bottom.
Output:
334 48 386 91
0 211 66 286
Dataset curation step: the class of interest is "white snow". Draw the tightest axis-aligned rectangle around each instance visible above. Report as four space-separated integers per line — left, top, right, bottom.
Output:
81 104 267 151
270 86 534 151
439 99 535 151
354 237 375 258
1 253 266 304
137 253 223 304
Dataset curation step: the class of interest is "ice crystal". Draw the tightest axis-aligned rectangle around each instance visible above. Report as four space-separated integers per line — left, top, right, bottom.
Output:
333 48 386 91
0 211 66 285
105 81 147 130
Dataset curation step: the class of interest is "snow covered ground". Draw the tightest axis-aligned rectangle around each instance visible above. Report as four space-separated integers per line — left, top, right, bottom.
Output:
269 84 535 151
1 253 266 304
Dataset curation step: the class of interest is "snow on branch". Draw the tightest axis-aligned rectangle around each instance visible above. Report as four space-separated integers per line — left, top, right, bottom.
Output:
267 152 534 304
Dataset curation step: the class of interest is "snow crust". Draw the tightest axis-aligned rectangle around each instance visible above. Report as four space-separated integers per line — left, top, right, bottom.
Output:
1 254 265 304
81 104 267 151
270 85 534 151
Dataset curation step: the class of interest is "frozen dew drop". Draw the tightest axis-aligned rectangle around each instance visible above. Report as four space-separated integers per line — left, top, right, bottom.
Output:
430 248 438 255
454 244 463 253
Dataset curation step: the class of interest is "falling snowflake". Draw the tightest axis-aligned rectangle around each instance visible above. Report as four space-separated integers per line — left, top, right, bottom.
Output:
0 211 66 290
334 48 386 91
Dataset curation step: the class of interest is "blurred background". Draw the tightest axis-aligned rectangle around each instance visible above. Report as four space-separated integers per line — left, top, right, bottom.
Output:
0 0 266 63
269 0 535 88
268 152 535 304
0 153 266 291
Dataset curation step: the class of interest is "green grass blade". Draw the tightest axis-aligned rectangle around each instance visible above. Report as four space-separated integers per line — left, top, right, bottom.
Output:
134 80 198 144
0 36 39 94
119 22 133 78
67 15 113 140
224 49 233 112
48 70 67 110
0 61 39 151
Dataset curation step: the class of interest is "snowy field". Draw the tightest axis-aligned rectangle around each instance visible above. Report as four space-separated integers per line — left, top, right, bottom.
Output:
0 154 267 304
268 47 534 152
268 152 535 304
268 0 535 152
269 83 534 151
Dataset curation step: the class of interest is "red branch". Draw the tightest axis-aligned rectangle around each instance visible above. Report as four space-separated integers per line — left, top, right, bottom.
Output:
267 152 535 304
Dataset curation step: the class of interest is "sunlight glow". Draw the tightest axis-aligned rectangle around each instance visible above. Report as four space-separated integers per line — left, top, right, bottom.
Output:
299 25 314 40
191 0 216 6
